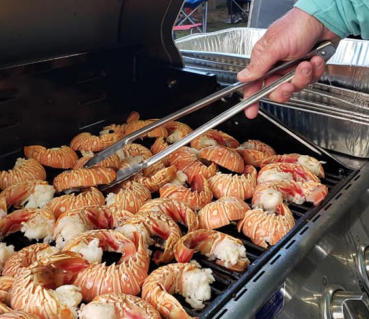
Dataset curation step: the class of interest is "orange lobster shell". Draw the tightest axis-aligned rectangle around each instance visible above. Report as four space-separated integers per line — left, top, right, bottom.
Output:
70 128 125 152
237 139 276 167
133 165 177 193
64 230 150 302
53 167 116 192
208 165 257 200
10 251 89 319
198 197 249 229
190 129 240 150
174 229 249 272
199 145 244 173
0 311 41 319
24 145 78 169
142 263 204 319
0 158 46 190
106 181 151 214
81 293 161 319
139 198 199 232
0 180 53 214
73 154 121 170
3 244 57 277
159 174 213 211
46 187 105 218
169 147 217 183
237 205 295 248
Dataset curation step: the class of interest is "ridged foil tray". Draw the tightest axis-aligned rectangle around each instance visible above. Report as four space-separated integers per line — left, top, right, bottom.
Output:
176 27 369 93
176 28 369 158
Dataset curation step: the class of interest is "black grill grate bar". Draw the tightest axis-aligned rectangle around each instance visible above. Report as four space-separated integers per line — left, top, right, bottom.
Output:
292 211 305 219
197 258 241 280
324 172 345 180
246 252 259 261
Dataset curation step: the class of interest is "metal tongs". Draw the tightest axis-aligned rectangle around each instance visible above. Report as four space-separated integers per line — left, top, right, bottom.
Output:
86 41 336 188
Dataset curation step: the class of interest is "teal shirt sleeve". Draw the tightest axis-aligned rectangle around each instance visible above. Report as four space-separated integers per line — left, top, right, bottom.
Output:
294 0 369 39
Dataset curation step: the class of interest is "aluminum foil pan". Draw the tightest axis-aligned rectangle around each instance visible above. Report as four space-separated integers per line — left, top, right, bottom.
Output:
262 101 369 158
176 28 369 93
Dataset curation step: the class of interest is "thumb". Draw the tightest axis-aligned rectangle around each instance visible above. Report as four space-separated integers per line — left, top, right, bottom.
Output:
237 37 284 82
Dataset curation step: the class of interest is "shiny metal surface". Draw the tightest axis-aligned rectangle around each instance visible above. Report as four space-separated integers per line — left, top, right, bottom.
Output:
214 162 368 319
99 71 296 186
356 245 369 295
86 42 335 168
330 290 369 319
262 102 369 158
176 27 369 93
0 0 183 69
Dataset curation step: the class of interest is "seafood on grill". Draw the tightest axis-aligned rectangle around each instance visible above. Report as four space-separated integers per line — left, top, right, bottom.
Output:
0 244 15 274
46 187 105 218
257 162 320 184
73 153 121 170
125 119 168 139
0 158 46 190
3 243 58 277
0 303 12 316
237 204 295 248
53 206 126 248
70 126 125 153
133 165 177 193
198 197 249 230
190 129 240 150
116 143 152 165
79 293 161 319
139 198 199 232
0 276 13 305
0 208 55 244
199 145 244 174
175 229 249 272
150 137 170 165
169 147 217 183
208 165 257 200
261 153 325 178
0 311 41 319
165 121 193 144
252 180 328 210
0 180 55 214
126 111 140 123
106 181 151 214
24 145 78 169
142 262 215 318
117 210 182 264
160 174 213 211
64 230 150 301
53 167 116 192
237 139 276 167
10 251 88 319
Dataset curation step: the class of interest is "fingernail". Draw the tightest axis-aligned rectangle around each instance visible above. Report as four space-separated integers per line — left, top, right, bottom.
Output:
302 67 311 76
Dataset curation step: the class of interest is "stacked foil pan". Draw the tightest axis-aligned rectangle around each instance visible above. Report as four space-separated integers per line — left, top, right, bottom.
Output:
176 28 369 158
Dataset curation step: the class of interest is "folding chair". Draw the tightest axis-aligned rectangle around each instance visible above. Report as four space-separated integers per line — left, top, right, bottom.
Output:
173 0 208 36
228 0 251 23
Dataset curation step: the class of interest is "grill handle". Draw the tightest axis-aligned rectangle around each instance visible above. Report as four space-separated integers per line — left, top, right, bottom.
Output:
86 41 336 168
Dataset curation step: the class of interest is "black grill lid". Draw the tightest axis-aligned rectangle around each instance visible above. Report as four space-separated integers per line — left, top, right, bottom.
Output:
0 0 183 69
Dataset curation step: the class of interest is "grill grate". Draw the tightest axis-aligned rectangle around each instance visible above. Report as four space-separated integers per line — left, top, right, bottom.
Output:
0 58 357 319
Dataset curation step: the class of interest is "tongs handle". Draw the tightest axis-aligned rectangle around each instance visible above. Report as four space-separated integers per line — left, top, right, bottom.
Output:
85 41 336 168
101 42 336 188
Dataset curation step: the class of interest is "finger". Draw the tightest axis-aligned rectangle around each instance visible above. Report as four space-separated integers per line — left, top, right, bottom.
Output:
268 82 295 103
243 80 262 119
310 55 326 82
237 35 284 82
291 61 313 90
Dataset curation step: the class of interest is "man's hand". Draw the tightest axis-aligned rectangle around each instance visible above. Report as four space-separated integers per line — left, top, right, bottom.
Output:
237 8 339 119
